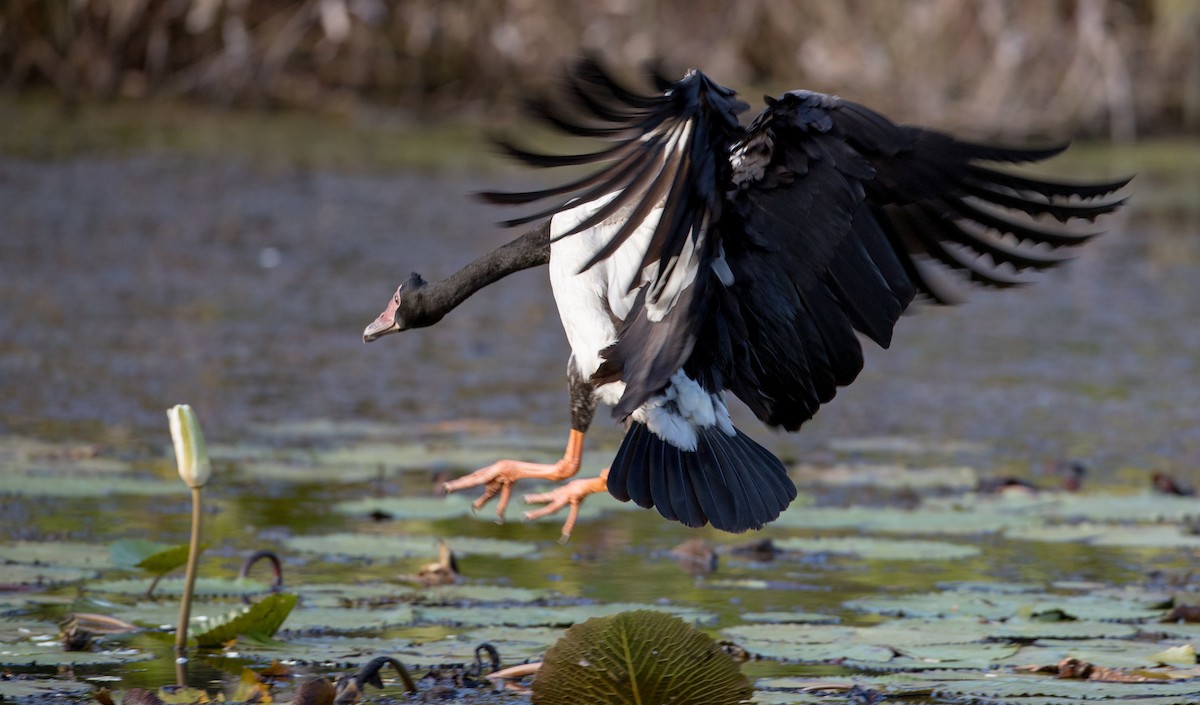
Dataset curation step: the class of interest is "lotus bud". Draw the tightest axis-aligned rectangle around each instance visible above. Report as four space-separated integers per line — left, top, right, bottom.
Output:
167 404 211 489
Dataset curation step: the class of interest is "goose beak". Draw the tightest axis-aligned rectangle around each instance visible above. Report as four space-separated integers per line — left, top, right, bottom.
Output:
363 296 402 342
363 315 399 342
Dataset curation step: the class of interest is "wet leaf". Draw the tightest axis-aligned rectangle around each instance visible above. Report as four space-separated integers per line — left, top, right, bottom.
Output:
532 610 752 705
0 474 180 497
415 602 716 628
193 592 298 647
1151 643 1197 665
0 676 94 699
284 533 537 559
0 540 115 569
0 562 94 586
134 543 197 576
773 536 981 561
0 639 154 666
88 576 272 598
740 611 840 624
278 605 414 635
333 495 476 520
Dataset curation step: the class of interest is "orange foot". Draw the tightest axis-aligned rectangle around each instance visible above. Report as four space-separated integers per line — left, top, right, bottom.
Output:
442 429 584 523
524 469 609 543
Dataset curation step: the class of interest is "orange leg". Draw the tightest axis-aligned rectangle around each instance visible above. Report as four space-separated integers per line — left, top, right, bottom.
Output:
524 468 609 543
442 429 586 524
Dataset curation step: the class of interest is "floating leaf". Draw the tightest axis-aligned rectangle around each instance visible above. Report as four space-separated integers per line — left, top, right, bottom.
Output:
88 576 271 598
333 495 477 520
0 540 115 570
0 474 180 497
415 603 716 629
278 605 414 635
0 639 154 666
741 612 840 624
193 592 298 647
284 533 536 559
0 563 94 586
1151 643 1197 665
134 543 197 576
532 610 752 705
0 677 94 699
773 536 980 561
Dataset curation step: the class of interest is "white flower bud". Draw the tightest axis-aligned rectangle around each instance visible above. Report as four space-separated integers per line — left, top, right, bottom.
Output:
167 404 211 489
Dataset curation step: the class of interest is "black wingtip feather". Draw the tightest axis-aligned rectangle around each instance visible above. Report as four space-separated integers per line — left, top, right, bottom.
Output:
608 421 797 533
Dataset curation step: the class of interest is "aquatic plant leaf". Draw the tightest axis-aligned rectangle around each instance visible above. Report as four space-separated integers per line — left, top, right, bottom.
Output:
278 605 414 635
416 602 716 628
531 610 752 705
409 584 558 605
0 677 94 699
0 474 180 497
0 639 154 666
0 563 94 586
991 619 1138 640
134 543 198 576
794 462 980 490
1151 643 1197 665
772 536 980 561
284 533 536 559
740 612 840 624
232 635 409 667
193 592 298 647
999 639 1197 670
333 495 477 520
0 540 114 570
88 576 271 597
294 582 418 608
827 436 988 456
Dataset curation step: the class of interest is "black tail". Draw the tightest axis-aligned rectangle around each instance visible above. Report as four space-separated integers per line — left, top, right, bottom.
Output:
608 421 797 532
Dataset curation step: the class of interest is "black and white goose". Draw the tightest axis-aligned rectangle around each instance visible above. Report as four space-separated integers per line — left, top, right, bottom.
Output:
364 59 1128 540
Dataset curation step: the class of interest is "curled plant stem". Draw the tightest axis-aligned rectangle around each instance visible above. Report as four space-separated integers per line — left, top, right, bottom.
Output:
239 549 284 604
357 655 417 694
175 486 203 655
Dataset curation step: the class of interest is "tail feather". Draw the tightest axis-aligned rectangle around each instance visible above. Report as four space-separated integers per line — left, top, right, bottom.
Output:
608 421 797 532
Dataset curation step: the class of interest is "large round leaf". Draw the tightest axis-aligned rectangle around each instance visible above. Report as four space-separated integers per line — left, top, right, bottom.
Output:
532 610 751 705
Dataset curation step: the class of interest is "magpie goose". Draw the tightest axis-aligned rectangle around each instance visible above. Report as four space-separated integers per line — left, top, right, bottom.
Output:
364 59 1128 540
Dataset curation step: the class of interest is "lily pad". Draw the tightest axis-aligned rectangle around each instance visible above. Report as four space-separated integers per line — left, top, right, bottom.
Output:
0 563 95 586
277 605 415 634
87 576 272 598
0 473 180 497
772 536 981 561
0 677 94 699
532 610 752 705
0 540 115 569
193 592 298 647
0 639 154 666
415 602 716 628
284 532 537 559
333 494 478 520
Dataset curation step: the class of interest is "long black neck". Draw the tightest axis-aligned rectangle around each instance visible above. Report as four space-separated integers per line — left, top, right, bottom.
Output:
406 220 551 326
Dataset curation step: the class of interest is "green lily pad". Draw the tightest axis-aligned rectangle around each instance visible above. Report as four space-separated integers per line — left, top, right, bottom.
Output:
794 463 980 490
0 677 95 699
409 584 558 605
87 576 272 598
294 582 418 608
284 532 537 559
278 605 415 634
741 612 841 624
773 536 981 561
0 540 115 570
193 592 298 647
232 635 410 667
0 563 94 586
333 494 477 520
990 619 1139 640
0 639 155 666
533 610 752 705
415 602 716 628
0 474 180 497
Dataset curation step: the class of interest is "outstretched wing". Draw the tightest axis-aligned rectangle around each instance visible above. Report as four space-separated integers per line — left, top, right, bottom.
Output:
709 90 1129 430
480 59 749 417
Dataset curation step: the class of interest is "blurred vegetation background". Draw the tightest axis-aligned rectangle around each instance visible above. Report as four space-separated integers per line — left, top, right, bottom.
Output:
2 0 1198 141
